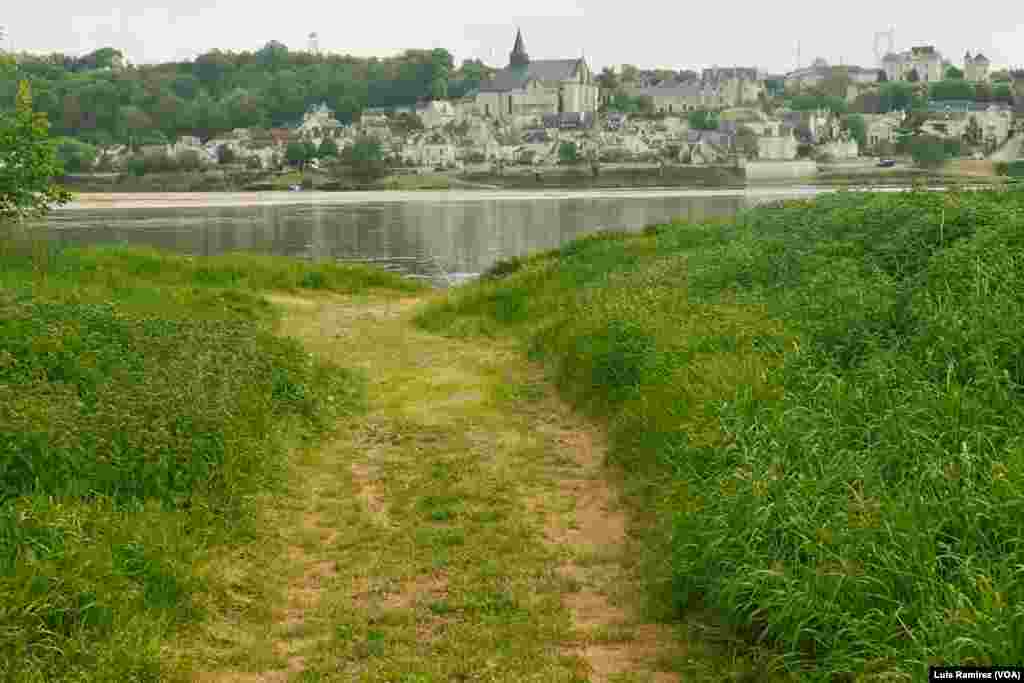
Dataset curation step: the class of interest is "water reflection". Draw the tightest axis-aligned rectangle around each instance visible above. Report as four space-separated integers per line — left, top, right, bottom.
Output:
40 193 772 286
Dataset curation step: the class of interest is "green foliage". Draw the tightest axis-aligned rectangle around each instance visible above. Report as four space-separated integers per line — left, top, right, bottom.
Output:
558 141 579 164
909 133 953 167
285 141 309 168
929 79 976 101
878 82 922 113
688 110 719 130
995 160 1024 177
0 82 72 223
341 135 387 182
5 46 460 145
842 114 866 148
216 143 236 165
0 243 422 679
787 94 848 114
54 137 99 174
945 66 964 79
416 189 1024 680
317 137 339 158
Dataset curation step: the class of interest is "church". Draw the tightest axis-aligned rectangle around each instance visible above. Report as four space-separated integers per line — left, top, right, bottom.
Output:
475 29 599 125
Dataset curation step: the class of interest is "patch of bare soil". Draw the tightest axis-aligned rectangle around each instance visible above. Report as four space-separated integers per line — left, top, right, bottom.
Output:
532 417 684 683
541 420 682 683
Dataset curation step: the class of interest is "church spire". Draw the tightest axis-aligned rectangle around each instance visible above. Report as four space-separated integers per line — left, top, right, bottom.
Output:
509 27 529 67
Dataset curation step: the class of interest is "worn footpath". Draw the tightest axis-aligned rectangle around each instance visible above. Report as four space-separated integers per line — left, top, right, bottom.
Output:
176 291 684 682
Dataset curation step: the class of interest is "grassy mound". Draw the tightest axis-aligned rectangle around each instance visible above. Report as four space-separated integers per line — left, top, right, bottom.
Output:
415 187 1024 680
0 242 424 681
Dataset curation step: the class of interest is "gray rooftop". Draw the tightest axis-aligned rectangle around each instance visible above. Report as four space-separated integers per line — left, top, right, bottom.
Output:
478 59 583 92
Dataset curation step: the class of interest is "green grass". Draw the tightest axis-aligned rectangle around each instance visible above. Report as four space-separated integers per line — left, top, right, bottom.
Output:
0 238 424 681
414 186 1024 680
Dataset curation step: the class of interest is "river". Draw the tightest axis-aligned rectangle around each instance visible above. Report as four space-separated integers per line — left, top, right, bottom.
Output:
39 187 909 285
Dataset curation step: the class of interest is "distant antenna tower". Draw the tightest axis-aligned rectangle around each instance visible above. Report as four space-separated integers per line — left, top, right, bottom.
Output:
308 32 320 55
873 28 895 66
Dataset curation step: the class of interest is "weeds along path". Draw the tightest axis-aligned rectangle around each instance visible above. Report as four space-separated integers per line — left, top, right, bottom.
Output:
183 291 682 682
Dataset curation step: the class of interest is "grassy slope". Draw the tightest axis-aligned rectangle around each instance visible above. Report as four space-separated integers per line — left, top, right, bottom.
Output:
415 187 1024 680
0 241 424 682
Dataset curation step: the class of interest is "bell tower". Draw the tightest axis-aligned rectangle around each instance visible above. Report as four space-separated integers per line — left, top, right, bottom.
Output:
509 28 529 68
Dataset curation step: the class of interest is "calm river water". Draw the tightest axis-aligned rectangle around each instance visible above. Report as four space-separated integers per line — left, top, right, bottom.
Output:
40 187 845 285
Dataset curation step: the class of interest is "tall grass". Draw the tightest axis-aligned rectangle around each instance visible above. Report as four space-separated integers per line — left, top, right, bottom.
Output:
416 187 1024 679
0 240 423 681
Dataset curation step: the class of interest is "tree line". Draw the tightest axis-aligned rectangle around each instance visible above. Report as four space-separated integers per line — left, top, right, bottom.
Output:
0 42 493 148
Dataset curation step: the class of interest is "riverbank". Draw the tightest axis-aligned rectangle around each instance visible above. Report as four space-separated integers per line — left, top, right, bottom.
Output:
1 238 692 681
0 241 424 680
416 185 1024 679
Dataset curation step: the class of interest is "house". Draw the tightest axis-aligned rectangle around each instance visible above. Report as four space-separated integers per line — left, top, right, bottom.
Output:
416 100 457 128
297 103 342 143
360 109 390 127
541 112 594 129
402 132 458 167
757 122 799 160
701 67 764 106
862 113 904 149
475 29 599 124
606 112 628 130
627 83 706 113
267 128 294 148
882 46 944 83
685 130 731 164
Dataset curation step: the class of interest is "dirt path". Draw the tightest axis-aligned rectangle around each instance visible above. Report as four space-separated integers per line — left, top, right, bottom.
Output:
177 291 683 682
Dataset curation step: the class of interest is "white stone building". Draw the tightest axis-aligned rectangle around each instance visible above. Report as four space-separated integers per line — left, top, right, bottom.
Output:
475 29 599 125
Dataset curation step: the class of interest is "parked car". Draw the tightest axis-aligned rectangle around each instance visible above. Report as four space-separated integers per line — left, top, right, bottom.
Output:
877 159 896 168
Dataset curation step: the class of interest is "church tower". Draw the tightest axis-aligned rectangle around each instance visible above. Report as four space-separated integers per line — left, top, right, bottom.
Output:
509 28 529 68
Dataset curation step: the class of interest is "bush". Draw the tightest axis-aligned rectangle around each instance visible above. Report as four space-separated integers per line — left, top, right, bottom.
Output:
909 134 950 168
996 160 1024 177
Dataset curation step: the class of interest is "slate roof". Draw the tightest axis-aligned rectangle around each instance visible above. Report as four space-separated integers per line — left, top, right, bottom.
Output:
478 59 583 92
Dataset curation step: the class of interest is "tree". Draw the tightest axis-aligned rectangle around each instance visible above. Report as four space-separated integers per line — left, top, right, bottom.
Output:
317 138 339 158
217 144 236 165
909 134 949 168
964 116 982 145
906 68 920 83
734 125 758 157
929 79 975 101
341 135 387 182
877 69 888 83
256 41 289 70
558 141 579 164
285 141 308 169
945 66 964 79
0 81 73 223
595 66 619 92
303 140 318 163
688 110 719 130
843 114 866 149
54 137 99 173
619 64 639 85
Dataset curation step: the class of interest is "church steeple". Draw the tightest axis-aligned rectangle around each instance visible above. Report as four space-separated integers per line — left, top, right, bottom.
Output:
509 28 529 68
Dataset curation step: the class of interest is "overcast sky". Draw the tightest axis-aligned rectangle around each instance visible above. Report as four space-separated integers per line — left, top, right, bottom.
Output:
3 3 1022 74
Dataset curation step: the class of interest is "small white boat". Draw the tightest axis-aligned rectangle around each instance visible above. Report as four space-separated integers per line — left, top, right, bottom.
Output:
289 184 302 191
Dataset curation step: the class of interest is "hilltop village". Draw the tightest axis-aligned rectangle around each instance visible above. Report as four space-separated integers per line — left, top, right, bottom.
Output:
20 30 1024 183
